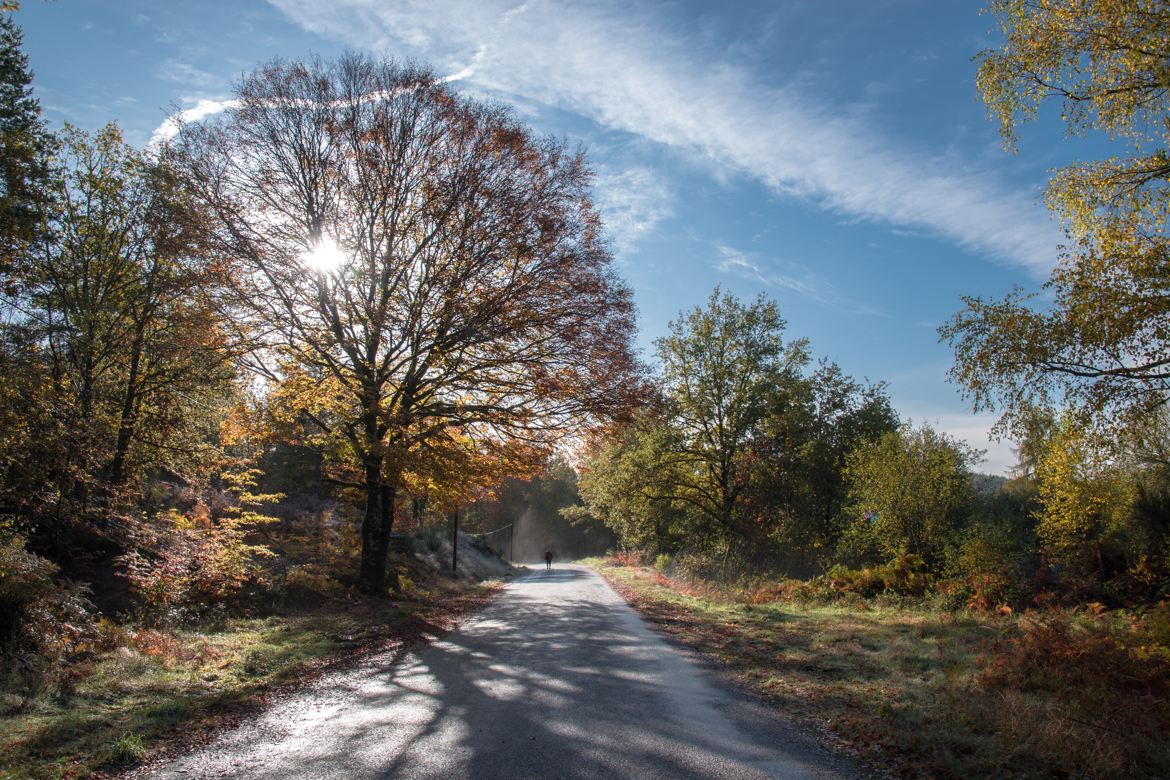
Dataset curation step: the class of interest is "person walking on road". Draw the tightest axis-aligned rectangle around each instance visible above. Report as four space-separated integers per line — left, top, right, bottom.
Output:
543 549 553 570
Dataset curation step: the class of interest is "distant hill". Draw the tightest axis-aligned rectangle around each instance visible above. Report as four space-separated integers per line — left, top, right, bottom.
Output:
971 473 1008 497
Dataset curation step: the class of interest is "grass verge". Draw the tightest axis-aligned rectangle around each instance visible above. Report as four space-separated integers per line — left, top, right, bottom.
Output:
0 576 502 780
586 557 1170 780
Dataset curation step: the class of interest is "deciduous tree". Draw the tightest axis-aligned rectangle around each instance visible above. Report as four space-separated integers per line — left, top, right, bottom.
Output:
570 417 694 554
173 54 641 592
943 0 1170 432
843 423 979 566
653 289 808 550
8 124 233 508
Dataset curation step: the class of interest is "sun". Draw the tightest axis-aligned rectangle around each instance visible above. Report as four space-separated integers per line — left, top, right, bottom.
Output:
303 236 346 273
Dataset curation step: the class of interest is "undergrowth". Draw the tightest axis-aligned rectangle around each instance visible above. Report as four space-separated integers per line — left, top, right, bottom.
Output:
589 556 1170 780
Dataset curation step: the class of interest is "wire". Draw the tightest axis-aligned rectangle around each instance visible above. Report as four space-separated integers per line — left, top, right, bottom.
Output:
466 523 513 538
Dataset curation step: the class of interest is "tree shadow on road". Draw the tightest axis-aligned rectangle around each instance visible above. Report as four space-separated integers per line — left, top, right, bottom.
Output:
278 585 835 779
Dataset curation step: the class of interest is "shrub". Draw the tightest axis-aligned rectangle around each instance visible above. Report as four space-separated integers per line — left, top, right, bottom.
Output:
973 604 1170 777
979 605 1170 694
670 551 731 582
119 470 278 623
821 554 933 599
939 520 1033 611
283 563 342 599
241 644 281 677
610 550 651 567
0 525 94 695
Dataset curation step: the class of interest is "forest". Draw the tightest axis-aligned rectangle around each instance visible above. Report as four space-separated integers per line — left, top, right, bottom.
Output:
1 1 1169 778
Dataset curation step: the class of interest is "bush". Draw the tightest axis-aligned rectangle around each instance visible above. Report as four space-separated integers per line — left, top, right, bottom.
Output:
242 644 281 677
979 604 1170 694
939 520 1033 611
283 563 342 599
670 550 736 582
973 604 1170 777
0 525 94 695
820 553 933 599
119 472 278 623
610 550 651 567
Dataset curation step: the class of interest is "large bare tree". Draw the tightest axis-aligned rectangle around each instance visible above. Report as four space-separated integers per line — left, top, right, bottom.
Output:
173 54 641 591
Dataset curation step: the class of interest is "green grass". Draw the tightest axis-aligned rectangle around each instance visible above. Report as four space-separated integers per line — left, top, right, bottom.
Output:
586 557 1170 780
0 587 495 780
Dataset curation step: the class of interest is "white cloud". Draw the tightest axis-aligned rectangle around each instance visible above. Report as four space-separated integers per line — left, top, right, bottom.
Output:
266 0 1062 276
149 97 239 148
900 407 1018 476
593 167 673 258
149 83 449 150
715 244 883 315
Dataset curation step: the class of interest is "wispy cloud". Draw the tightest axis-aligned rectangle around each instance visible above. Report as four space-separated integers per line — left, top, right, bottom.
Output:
148 84 459 149
157 59 223 90
265 0 1061 276
593 167 673 258
715 244 883 315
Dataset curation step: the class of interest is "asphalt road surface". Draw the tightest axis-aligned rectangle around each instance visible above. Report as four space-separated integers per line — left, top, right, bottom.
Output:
145 564 855 779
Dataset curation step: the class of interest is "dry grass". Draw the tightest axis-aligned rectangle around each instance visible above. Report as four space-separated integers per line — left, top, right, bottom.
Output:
588 557 1170 780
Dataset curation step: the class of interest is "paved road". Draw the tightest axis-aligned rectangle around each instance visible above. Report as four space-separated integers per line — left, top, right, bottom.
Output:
145 564 854 779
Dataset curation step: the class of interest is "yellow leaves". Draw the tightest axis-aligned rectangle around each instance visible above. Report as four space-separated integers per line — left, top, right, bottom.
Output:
268 363 351 422
1034 414 1135 564
219 403 260 447
980 0 1170 146
398 428 546 511
951 2 1170 431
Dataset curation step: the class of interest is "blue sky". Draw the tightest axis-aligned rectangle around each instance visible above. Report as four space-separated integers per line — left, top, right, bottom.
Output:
16 0 1088 474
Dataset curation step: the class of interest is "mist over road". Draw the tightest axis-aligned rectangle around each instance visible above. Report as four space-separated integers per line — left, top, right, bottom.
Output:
145 564 851 779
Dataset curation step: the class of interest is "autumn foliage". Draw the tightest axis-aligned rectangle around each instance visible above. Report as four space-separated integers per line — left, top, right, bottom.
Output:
172 54 642 591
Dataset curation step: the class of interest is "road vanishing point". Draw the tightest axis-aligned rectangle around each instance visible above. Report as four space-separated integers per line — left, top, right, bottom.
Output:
144 564 855 779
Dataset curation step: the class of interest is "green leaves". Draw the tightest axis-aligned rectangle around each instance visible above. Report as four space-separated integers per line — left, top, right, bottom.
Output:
844 424 980 565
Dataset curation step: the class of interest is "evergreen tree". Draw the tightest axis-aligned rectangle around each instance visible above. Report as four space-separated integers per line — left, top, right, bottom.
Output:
0 10 49 273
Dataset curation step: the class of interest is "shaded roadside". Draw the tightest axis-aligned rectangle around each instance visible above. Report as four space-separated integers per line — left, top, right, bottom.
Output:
0 580 502 780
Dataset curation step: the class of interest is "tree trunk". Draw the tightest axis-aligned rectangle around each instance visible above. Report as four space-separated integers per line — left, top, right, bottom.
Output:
380 482 399 591
110 266 159 487
72 354 96 509
108 327 145 486
358 456 384 592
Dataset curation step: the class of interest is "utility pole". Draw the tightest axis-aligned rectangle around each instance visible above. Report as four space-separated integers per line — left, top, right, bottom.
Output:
450 508 458 575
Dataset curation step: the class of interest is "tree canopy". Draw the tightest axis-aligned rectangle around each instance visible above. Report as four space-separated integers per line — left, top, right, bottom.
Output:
943 0 1170 432
654 289 808 545
172 54 642 591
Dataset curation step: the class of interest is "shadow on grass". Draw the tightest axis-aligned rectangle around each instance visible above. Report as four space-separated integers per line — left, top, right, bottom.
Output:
596 564 1170 779
0 594 483 780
